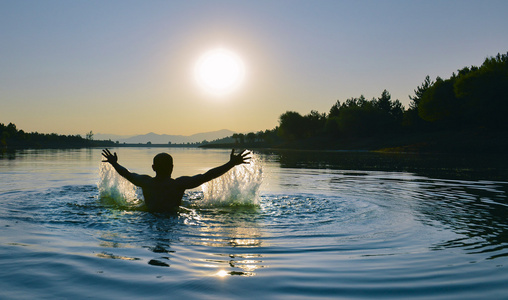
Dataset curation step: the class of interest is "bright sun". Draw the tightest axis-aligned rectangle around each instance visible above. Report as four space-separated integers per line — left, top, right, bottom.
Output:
194 48 245 96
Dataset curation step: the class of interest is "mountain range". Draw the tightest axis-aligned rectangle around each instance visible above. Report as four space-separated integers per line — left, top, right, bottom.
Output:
94 129 235 144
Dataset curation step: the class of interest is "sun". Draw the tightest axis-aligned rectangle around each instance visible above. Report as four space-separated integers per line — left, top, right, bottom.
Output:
194 48 245 96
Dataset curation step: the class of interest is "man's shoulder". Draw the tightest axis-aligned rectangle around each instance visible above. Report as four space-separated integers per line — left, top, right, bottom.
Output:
174 174 202 183
173 175 191 184
129 173 153 185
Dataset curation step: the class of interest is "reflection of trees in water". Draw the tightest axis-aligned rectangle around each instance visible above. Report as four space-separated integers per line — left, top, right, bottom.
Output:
411 180 508 259
259 150 508 181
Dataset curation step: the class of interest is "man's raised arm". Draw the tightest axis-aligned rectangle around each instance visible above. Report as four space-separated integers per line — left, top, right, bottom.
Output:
102 149 148 187
177 149 251 189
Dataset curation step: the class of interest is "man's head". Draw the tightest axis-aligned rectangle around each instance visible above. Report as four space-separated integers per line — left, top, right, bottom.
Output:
152 153 173 176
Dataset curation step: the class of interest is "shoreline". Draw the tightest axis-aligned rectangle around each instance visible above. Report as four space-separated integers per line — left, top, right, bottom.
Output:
2 128 507 155
200 129 508 155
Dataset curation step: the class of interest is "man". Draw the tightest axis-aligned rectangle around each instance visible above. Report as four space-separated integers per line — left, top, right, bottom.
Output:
101 148 251 212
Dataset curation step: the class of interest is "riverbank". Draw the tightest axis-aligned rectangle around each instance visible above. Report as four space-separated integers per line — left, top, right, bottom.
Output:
3 126 506 155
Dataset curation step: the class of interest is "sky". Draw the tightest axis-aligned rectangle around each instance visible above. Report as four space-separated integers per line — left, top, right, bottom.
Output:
1 0 508 136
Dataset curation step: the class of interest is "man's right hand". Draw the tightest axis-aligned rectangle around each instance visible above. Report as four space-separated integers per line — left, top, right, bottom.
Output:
102 149 118 164
229 149 251 166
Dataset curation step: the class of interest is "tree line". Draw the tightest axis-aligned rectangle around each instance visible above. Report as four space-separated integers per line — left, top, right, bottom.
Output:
0 123 114 148
226 52 507 150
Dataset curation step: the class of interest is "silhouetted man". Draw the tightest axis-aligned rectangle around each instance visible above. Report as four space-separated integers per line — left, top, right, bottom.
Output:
101 148 250 212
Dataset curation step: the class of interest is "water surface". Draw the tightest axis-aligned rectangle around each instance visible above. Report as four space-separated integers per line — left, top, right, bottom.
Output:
0 148 507 299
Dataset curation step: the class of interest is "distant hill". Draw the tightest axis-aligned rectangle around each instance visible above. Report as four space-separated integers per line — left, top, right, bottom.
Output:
95 129 235 144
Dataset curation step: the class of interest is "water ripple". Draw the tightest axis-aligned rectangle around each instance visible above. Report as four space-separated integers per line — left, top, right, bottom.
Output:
2 149 508 299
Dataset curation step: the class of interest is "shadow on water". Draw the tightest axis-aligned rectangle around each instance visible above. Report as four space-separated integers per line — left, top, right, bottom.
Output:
257 150 508 181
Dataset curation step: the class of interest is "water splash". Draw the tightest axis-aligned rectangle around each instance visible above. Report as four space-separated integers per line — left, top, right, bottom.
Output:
97 163 143 208
97 152 263 209
199 152 263 207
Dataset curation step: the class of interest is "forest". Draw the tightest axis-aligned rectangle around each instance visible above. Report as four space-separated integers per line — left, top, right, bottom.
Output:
209 52 508 153
0 123 115 149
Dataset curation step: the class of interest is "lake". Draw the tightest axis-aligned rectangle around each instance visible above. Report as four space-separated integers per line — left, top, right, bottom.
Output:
1 148 507 299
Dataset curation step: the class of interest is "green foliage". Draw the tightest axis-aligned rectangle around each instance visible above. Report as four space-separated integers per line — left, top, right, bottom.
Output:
418 77 459 123
409 75 434 110
278 111 306 140
278 110 326 140
453 52 508 129
85 130 94 140
329 100 341 118
231 133 246 144
272 51 507 146
324 92 404 138
337 102 380 137
376 89 392 113
417 52 508 130
246 132 256 143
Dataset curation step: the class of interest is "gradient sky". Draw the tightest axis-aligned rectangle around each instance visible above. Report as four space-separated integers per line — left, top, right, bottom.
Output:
2 0 507 136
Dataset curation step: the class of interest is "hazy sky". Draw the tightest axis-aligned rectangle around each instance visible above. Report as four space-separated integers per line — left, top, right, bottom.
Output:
2 0 507 136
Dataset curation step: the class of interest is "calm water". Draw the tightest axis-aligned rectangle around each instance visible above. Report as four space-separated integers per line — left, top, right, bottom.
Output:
1 148 507 299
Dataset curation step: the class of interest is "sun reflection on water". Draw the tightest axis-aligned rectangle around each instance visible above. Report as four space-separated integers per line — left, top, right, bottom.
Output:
216 269 229 277
181 202 267 277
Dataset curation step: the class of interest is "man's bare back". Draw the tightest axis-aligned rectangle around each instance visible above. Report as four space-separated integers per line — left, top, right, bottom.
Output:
101 149 250 212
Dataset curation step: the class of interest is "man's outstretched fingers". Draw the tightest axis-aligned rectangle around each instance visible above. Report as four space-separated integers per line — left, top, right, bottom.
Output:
240 150 251 164
102 149 117 163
